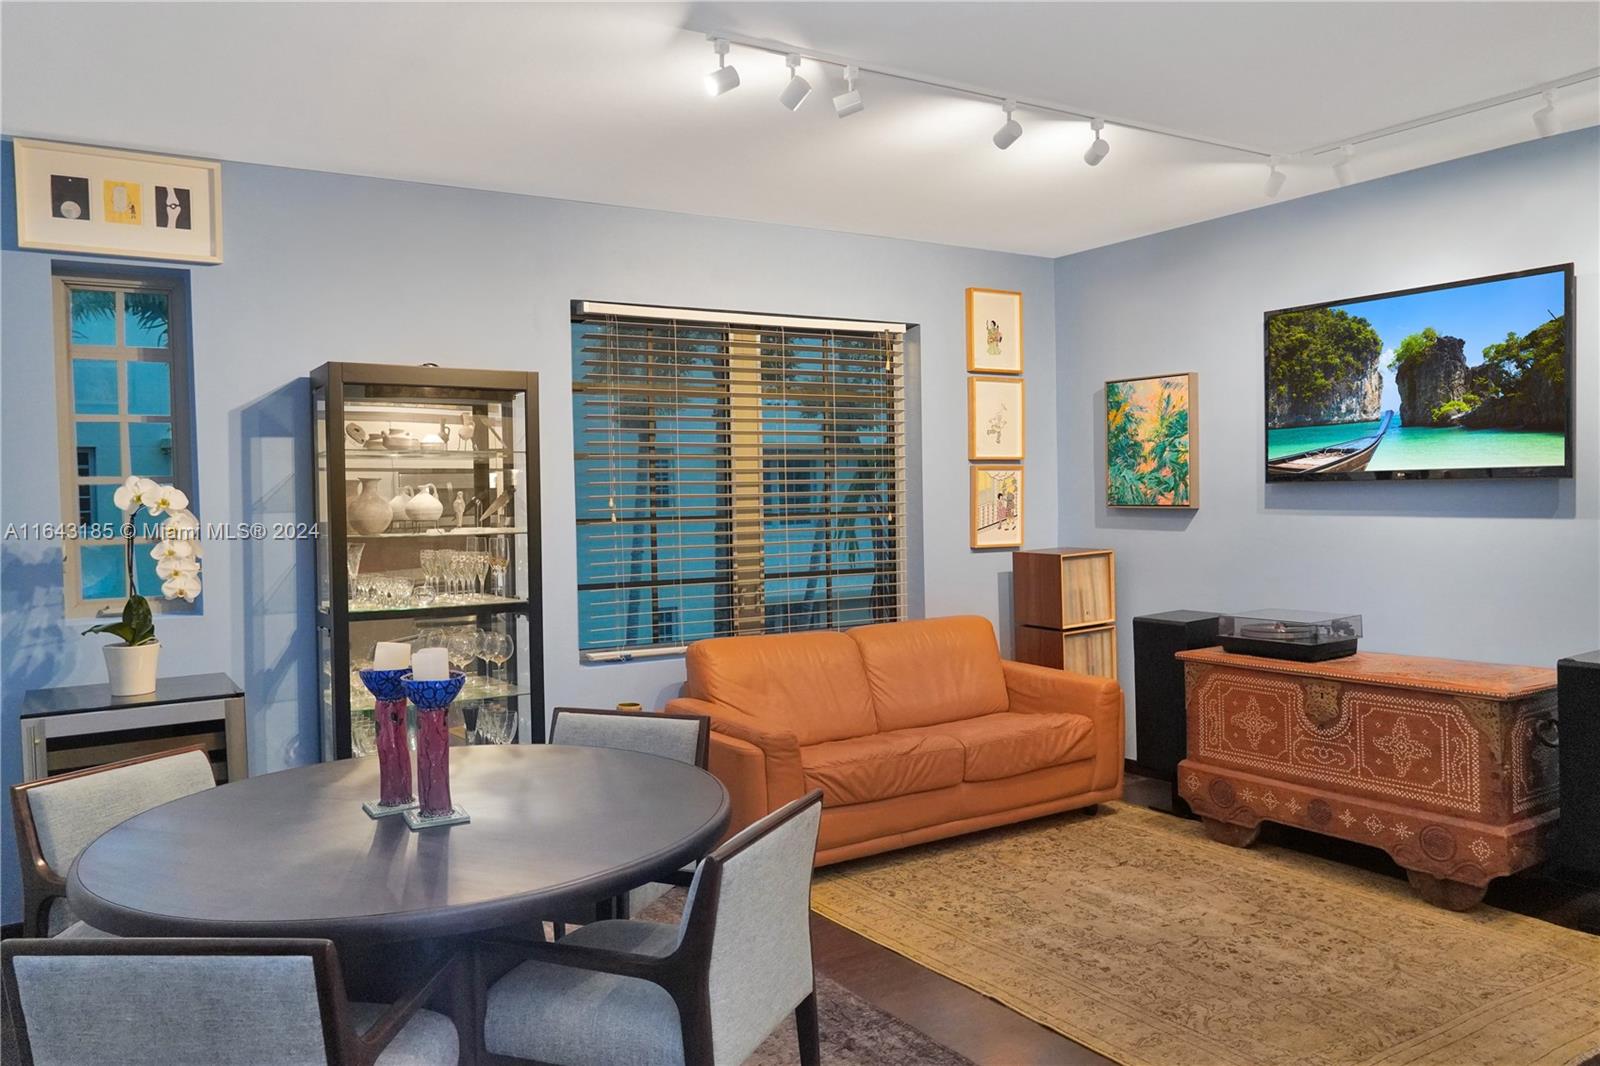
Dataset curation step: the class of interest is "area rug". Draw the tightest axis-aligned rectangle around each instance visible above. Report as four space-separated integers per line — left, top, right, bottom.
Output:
810 803 1600 1066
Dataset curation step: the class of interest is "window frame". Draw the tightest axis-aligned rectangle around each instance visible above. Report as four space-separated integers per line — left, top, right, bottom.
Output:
53 271 197 619
572 304 909 661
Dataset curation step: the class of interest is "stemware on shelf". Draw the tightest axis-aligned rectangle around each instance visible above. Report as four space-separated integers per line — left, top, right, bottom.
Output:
347 542 365 583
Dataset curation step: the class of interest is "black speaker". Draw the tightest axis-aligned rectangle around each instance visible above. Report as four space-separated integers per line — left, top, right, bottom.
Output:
1132 610 1220 816
1557 650 1600 886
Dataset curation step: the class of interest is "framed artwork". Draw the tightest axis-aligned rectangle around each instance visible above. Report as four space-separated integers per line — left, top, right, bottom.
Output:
1105 372 1199 508
968 376 1025 460
970 465 1023 549
966 288 1023 373
12 139 223 263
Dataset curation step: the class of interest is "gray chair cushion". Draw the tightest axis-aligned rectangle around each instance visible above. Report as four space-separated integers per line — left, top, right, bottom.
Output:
484 919 684 1066
550 712 702 767
351 1002 459 1066
53 920 118 939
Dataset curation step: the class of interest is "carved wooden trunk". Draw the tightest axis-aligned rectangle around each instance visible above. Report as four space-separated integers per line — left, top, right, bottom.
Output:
1176 648 1559 909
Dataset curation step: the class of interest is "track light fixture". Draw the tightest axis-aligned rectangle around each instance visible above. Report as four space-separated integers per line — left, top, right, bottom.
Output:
1332 145 1354 187
992 99 1023 150
778 54 812 111
833 66 864 118
1532 92 1558 137
704 37 739 98
1264 157 1287 198
1083 118 1110 166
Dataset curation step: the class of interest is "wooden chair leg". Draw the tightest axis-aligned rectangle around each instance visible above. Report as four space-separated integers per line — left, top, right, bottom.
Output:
795 991 820 1066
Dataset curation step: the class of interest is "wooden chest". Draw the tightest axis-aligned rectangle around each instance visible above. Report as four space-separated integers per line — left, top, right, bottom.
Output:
1176 648 1559 909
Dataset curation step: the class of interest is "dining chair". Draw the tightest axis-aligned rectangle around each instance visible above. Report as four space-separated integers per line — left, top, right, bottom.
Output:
1 937 461 1066
478 788 825 1066
548 707 710 921
9 744 217 937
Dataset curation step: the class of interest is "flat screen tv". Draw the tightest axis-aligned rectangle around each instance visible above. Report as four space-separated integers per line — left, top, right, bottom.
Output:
1264 264 1574 481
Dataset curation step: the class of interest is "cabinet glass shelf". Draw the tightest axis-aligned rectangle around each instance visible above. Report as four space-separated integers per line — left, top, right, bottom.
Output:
349 674 530 713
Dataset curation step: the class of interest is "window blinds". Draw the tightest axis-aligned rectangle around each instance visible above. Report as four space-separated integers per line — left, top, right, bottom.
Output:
572 304 908 658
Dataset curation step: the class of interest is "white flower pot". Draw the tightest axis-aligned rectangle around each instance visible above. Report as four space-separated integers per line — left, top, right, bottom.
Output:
104 641 160 696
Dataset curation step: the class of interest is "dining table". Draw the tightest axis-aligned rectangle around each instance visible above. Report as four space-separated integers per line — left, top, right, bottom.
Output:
67 744 731 1064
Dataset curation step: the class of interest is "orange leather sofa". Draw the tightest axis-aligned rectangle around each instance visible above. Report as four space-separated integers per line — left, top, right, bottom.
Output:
665 615 1124 866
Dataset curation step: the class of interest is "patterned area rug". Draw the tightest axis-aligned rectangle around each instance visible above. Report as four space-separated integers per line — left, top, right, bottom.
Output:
811 803 1600 1066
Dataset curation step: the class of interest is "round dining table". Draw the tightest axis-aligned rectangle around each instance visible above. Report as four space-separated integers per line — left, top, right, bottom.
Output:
67 744 730 947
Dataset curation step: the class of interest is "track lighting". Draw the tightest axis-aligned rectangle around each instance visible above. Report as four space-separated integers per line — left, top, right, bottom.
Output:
833 66 864 118
704 37 739 98
1533 92 1558 137
992 99 1023 150
1083 119 1110 166
778 54 811 111
1332 145 1354 187
1264 157 1287 198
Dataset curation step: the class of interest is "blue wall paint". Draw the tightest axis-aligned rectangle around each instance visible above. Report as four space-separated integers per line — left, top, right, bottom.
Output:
0 141 1059 919
1054 129 1600 755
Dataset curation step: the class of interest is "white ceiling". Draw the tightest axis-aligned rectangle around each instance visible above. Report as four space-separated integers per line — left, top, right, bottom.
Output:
3 2 1597 257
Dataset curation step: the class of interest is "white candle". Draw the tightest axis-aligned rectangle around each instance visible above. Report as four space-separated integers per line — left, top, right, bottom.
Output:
373 641 410 670
412 646 450 681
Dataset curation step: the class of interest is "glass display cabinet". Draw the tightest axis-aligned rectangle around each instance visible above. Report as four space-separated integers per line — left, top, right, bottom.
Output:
310 363 543 761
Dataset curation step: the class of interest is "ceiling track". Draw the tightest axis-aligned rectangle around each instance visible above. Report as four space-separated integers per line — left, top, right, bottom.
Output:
699 28 1600 165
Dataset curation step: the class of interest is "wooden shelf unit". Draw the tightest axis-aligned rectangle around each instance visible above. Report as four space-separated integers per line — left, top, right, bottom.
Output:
1012 547 1118 679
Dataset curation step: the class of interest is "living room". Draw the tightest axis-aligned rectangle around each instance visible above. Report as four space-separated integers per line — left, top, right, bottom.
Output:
1 3 1596 1064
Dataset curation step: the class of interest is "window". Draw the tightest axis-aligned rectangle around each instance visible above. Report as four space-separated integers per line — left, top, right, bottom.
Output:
572 302 908 659
54 272 195 616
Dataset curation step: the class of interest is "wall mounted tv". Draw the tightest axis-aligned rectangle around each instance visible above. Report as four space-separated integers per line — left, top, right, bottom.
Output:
1265 264 1574 481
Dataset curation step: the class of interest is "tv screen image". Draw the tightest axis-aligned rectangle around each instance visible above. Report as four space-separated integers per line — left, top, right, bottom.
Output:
1264 265 1573 481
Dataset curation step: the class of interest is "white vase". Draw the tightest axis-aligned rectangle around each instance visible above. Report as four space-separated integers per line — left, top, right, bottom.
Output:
104 641 160 697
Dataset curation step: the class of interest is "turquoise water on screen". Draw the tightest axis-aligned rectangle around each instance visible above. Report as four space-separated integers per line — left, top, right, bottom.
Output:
1268 420 1565 471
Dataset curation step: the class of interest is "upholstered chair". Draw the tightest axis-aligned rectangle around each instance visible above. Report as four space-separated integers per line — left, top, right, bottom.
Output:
1 938 460 1066
9 745 217 937
548 707 710 919
478 789 825 1066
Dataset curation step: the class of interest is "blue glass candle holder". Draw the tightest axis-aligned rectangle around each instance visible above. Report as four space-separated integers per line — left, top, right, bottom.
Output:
401 670 469 830
358 667 416 818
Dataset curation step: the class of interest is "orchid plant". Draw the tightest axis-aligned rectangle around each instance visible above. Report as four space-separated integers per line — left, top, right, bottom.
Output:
81 476 203 647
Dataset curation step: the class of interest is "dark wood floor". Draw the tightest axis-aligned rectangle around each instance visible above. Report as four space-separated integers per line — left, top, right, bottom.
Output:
808 772 1600 1065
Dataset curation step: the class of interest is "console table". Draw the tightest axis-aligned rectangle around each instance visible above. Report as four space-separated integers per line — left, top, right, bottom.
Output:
1176 648 1558 910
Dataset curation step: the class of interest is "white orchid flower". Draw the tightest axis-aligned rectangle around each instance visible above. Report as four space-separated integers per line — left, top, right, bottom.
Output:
112 476 159 512
161 571 202 602
150 537 195 562
142 484 189 517
156 555 201 580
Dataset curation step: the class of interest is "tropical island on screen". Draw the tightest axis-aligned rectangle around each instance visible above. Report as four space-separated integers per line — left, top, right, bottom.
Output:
1265 268 1569 479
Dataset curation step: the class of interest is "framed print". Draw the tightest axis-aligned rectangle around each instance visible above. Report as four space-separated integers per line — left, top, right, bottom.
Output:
970 465 1023 549
969 376 1025 460
1106 372 1198 508
966 287 1023 373
13 139 223 263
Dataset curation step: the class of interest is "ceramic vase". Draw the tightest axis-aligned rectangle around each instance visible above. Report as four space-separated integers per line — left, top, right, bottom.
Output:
406 483 444 524
348 477 393 535
104 641 160 696
402 671 468 829
358 668 416 817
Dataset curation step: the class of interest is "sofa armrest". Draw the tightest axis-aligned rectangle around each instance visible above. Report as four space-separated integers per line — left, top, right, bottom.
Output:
665 697 807 839
1002 660 1125 792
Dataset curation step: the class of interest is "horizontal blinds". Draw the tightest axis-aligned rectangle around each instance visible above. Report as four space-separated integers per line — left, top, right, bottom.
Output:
573 309 908 654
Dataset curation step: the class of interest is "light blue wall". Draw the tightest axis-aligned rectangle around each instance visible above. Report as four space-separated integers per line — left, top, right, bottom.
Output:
1054 129 1600 755
1 142 1059 919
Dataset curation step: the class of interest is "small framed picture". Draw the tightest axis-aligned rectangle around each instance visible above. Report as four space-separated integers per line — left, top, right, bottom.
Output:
969 376 1025 461
13 139 223 263
967 288 1023 374
1106 372 1199 508
971 465 1023 549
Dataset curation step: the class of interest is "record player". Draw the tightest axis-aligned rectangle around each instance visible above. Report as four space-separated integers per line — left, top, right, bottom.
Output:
1217 609 1361 661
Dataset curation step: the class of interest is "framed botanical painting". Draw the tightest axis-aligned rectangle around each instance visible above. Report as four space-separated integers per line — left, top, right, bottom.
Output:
970 465 1023 549
1105 372 1199 508
966 287 1023 374
968 376 1024 460
13 139 223 263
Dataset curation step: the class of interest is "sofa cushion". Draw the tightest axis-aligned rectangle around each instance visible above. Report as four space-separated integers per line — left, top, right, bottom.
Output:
849 616 1010 731
686 631 877 746
907 712 1096 782
801 731 964 806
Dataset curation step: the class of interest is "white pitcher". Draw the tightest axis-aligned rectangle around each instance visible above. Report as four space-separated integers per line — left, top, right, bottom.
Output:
406 482 444 523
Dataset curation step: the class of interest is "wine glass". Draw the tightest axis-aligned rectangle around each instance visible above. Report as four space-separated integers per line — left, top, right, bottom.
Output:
446 627 479 674
478 630 513 674
350 710 377 757
489 536 510 597
347 543 365 583
475 551 491 596
474 700 516 744
419 549 439 594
